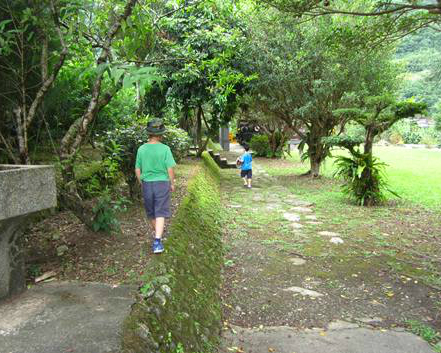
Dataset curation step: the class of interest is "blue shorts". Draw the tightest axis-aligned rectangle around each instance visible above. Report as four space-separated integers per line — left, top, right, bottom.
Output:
240 169 252 179
142 181 171 219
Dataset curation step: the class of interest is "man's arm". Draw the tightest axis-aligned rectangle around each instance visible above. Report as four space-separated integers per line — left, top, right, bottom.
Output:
168 167 175 192
135 168 142 185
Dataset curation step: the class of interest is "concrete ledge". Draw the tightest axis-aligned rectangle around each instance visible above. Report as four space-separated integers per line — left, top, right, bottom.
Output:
0 165 57 221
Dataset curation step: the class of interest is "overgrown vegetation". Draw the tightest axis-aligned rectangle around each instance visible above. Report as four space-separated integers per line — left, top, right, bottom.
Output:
122 153 223 353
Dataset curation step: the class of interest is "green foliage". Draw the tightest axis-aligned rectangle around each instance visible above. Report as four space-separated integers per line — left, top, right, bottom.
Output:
406 320 441 345
388 118 440 145
74 155 122 200
435 101 441 132
161 126 192 163
323 135 365 152
122 162 223 353
397 28 441 113
333 153 394 206
249 135 270 157
91 193 129 233
402 130 421 144
247 7 402 174
141 1 255 142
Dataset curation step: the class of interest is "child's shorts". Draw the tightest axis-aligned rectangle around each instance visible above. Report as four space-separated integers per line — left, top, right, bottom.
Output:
240 169 252 179
142 181 171 218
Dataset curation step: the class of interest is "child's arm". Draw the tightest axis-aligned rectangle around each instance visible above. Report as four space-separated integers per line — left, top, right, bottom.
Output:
168 167 175 192
135 168 142 185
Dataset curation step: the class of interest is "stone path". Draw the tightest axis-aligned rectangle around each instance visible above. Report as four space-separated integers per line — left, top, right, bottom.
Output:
0 282 135 353
220 150 436 353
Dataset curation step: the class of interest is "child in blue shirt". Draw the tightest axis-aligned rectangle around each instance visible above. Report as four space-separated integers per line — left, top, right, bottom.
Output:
239 145 252 188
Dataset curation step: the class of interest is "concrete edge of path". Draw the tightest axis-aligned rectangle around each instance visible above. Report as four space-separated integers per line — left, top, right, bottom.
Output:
222 321 435 353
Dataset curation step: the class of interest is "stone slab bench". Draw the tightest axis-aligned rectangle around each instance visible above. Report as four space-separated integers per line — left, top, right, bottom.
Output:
0 165 56 300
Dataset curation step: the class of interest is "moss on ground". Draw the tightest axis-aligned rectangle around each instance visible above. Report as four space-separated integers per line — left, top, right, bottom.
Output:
122 153 224 353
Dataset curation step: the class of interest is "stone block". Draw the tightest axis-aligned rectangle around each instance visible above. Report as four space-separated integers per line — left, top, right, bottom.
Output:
0 165 56 300
0 165 57 221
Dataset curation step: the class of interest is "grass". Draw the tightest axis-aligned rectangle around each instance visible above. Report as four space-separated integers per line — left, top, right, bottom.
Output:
406 319 441 346
285 146 441 209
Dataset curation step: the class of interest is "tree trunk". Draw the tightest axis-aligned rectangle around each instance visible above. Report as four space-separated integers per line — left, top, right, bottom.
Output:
364 128 374 155
306 136 325 177
309 157 321 177
196 105 203 156
14 108 29 164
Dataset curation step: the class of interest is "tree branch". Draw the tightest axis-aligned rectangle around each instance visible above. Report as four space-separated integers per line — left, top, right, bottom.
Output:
25 0 69 129
0 129 19 164
61 0 138 159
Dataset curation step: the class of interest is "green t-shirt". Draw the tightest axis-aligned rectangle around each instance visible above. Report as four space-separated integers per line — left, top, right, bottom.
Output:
135 143 176 182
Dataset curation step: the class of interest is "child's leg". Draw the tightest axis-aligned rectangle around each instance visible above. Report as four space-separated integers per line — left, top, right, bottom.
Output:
247 177 252 187
242 177 247 186
247 169 252 187
155 217 165 239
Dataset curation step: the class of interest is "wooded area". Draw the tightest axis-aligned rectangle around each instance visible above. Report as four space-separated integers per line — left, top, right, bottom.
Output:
1 0 441 221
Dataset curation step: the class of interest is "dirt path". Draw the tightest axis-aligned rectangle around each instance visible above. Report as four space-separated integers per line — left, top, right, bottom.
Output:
219 151 440 353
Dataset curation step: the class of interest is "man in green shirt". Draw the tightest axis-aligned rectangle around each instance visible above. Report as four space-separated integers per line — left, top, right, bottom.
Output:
135 119 176 254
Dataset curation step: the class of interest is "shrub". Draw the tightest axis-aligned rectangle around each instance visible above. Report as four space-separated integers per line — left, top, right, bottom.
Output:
333 153 396 206
161 125 192 163
388 131 404 144
249 134 270 157
91 192 130 233
420 128 441 147
402 130 422 144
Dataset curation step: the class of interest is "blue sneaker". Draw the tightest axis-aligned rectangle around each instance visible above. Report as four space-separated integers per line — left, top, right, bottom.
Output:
152 239 164 254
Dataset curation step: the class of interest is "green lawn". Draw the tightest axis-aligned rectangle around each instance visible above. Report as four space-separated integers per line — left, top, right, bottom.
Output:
288 146 441 209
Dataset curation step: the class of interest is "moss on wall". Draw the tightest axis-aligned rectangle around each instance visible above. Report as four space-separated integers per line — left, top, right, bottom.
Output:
201 151 221 180
122 153 223 353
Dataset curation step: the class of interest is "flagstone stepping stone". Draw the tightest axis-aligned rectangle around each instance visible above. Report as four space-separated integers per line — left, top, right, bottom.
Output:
330 237 344 244
266 204 280 210
289 257 307 266
290 206 313 213
318 231 340 237
283 213 301 222
252 195 265 202
305 215 317 220
290 222 303 229
268 186 288 193
283 286 324 298
306 221 323 225
285 199 314 207
229 204 242 208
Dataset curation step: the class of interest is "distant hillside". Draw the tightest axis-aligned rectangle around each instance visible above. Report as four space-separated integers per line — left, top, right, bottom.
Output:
396 28 441 113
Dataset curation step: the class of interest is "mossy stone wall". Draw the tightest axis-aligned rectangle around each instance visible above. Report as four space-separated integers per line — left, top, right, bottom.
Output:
122 153 223 353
